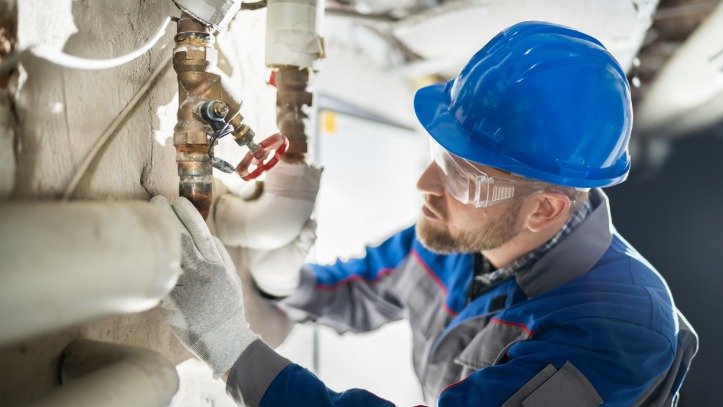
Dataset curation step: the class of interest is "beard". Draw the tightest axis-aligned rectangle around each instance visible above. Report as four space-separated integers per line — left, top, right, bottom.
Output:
416 198 523 254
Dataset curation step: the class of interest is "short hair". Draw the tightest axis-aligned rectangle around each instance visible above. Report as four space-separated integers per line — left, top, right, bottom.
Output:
557 186 590 211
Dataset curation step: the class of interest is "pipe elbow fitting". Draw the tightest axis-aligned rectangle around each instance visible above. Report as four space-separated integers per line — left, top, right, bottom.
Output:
214 162 322 250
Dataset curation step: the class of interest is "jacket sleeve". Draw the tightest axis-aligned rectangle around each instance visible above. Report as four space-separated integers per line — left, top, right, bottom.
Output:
277 225 416 333
227 313 681 407
226 339 396 407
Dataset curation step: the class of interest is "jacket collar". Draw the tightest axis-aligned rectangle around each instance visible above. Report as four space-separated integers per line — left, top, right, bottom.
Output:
514 188 614 298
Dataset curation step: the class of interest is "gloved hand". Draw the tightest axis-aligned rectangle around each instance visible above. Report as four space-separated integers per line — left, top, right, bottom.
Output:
245 218 317 297
151 195 257 378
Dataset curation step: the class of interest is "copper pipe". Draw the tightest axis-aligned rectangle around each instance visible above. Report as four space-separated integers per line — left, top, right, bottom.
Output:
173 13 257 218
275 66 313 163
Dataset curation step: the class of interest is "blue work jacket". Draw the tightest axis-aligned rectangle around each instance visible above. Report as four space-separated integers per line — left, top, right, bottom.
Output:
227 189 697 406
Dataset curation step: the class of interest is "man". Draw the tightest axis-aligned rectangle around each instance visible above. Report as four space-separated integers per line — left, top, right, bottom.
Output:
153 21 697 406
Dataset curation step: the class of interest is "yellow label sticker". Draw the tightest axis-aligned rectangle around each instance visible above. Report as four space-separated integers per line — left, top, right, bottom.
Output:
322 111 337 134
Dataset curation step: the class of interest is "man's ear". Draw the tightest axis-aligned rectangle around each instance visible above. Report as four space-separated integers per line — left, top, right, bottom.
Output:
524 191 571 233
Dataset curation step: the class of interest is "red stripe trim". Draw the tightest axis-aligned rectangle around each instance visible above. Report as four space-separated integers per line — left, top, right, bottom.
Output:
442 302 457 317
315 268 395 291
441 372 473 394
411 250 447 294
489 317 535 336
411 249 458 317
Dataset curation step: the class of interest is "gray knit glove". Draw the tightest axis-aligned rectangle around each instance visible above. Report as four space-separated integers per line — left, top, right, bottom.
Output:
151 196 258 378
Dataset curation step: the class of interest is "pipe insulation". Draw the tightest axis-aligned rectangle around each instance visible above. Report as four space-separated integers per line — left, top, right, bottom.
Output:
634 2 723 138
23 340 179 407
171 0 243 30
213 161 322 250
266 0 324 69
0 202 181 347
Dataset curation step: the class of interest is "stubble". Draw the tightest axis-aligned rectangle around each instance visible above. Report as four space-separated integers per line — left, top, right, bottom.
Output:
416 199 523 254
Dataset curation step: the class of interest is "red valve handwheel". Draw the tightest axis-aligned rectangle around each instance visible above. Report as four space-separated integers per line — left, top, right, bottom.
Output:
236 133 289 181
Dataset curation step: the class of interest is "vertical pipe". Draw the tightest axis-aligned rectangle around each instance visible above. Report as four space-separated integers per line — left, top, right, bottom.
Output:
0 1 17 198
266 0 324 163
173 14 217 219
275 67 313 163
173 13 264 216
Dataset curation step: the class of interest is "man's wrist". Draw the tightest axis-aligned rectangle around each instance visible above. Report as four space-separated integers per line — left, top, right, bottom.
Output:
190 308 258 378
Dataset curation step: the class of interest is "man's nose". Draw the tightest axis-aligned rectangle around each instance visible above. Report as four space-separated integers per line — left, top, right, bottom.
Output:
416 162 445 197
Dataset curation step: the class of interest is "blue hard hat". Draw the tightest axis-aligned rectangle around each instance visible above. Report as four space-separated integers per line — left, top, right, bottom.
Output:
414 21 632 188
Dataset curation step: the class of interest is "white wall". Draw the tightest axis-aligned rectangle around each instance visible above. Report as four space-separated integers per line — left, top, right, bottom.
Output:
277 112 428 406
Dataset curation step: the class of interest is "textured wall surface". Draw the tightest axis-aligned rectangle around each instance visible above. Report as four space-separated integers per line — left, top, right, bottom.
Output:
0 0 278 404
13 0 179 200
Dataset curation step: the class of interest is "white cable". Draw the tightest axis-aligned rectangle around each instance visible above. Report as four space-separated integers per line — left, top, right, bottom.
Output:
0 17 172 73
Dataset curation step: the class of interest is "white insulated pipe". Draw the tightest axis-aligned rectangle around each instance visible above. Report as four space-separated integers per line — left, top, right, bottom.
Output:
214 193 315 250
266 0 324 69
213 162 322 250
635 3 723 138
23 339 179 407
0 201 181 347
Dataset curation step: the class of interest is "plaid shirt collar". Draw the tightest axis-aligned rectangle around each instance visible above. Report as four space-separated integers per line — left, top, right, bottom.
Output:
473 199 593 289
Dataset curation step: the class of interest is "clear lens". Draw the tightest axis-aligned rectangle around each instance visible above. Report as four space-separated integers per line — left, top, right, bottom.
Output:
430 139 484 206
430 139 546 208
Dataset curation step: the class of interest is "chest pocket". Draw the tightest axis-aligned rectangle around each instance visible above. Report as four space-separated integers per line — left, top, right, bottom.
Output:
454 318 533 377
393 259 452 340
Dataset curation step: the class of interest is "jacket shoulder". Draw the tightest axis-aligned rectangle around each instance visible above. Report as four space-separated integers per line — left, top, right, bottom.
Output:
545 233 678 346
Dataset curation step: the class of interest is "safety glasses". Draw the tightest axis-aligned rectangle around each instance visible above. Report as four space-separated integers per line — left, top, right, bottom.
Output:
430 139 549 208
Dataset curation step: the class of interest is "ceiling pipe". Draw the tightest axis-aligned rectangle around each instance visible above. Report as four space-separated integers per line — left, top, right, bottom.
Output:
391 0 658 78
634 2 723 138
0 201 181 348
23 340 179 407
